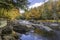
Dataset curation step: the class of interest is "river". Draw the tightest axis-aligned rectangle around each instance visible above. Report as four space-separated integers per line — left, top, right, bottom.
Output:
19 31 48 40
18 20 60 40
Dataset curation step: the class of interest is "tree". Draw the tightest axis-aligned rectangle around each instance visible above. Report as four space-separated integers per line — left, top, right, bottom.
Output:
0 0 29 20
0 0 29 9
24 8 41 20
0 0 29 40
23 0 60 20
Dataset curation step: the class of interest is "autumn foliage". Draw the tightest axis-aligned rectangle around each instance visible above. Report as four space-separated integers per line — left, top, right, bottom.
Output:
23 0 60 20
0 8 20 20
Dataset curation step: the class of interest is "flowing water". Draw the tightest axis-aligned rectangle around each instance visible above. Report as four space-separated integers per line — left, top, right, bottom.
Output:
19 20 60 40
19 30 60 40
19 31 48 40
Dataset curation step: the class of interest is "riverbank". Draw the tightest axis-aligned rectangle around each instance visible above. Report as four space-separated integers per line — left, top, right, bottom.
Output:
38 20 60 22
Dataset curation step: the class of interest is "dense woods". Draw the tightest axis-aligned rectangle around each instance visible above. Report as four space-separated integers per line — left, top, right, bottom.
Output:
0 0 29 20
22 0 60 20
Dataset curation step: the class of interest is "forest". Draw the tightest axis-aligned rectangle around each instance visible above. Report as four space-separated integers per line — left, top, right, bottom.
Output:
0 0 60 40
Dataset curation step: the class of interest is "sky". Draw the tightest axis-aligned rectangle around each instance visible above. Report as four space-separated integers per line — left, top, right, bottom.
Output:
28 0 45 5
28 0 48 8
20 0 58 13
20 0 48 13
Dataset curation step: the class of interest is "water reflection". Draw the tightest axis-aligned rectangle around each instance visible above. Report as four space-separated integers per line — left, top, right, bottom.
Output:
20 33 48 40
18 20 60 40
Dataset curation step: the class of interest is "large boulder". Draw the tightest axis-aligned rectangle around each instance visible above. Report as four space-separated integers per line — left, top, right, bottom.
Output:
0 18 7 28
12 20 31 34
